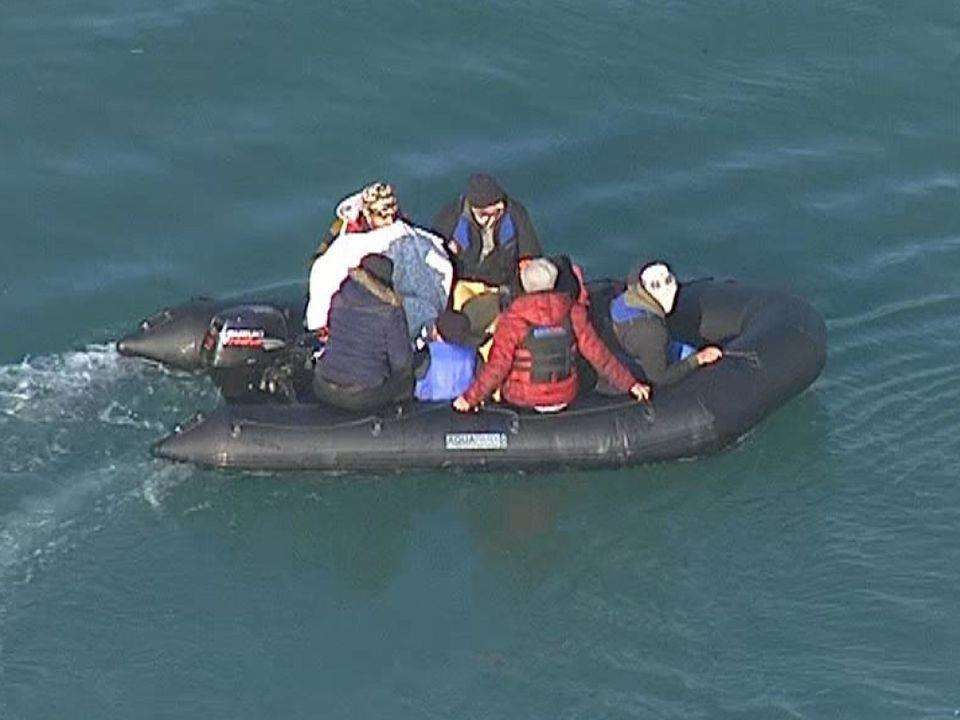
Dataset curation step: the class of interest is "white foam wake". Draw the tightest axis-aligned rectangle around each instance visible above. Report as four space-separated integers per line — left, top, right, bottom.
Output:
0 344 143 422
0 344 210 591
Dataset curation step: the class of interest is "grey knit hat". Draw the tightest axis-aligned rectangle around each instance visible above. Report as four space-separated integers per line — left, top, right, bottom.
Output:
520 258 559 293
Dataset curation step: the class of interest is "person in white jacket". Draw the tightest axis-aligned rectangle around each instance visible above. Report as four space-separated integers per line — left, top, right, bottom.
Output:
305 182 453 339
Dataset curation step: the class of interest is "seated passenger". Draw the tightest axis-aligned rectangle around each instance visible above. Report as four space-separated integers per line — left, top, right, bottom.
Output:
311 189 369 260
609 262 722 388
413 310 478 402
306 182 453 339
453 258 650 413
433 172 543 340
313 254 414 412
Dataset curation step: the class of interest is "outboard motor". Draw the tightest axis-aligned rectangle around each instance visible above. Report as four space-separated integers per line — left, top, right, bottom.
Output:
200 304 292 402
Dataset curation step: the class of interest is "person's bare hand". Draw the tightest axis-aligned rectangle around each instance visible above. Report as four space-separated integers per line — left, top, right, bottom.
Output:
696 346 723 366
629 382 651 403
453 396 473 413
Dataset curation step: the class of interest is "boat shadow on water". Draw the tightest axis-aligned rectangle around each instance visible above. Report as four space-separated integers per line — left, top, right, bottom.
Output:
150 391 830 602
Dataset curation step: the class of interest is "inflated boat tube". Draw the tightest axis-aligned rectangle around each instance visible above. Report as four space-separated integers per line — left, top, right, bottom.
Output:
117 291 304 371
150 279 826 471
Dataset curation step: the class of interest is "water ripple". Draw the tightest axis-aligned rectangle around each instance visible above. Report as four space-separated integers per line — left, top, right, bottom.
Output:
829 291 960 331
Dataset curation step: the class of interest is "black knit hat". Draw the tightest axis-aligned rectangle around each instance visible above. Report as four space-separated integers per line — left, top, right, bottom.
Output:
458 293 501 348
435 310 472 345
466 172 506 208
359 253 394 289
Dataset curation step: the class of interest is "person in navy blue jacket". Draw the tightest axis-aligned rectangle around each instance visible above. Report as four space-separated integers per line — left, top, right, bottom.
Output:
313 254 414 412
413 310 478 402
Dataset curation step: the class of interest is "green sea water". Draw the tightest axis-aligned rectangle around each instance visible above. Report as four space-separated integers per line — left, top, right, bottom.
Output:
2 1 959 717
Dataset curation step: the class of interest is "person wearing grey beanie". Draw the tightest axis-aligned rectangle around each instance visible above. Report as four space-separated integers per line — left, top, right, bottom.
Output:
454 257 650 413
519 257 559 294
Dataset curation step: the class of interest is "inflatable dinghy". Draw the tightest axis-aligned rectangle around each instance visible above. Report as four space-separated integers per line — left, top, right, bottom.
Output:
120 279 826 471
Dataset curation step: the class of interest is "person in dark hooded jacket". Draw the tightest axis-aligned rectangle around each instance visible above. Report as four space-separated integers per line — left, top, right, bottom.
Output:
434 173 543 345
609 261 722 388
433 172 542 288
313 254 414 412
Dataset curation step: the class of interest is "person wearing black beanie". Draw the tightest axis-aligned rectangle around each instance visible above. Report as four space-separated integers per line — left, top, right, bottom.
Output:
359 252 395 289
313 254 414 411
411 310 479 402
433 172 542 287
432 172 543 350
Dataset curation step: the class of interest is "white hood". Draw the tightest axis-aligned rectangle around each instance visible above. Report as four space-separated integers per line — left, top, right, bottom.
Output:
640 262 678 315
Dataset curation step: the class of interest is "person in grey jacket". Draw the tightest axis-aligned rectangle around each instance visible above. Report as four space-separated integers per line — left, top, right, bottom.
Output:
609 262 722 387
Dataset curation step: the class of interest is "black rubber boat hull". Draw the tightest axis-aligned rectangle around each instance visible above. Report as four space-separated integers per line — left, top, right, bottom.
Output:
150 280 827 471
117 290 304 372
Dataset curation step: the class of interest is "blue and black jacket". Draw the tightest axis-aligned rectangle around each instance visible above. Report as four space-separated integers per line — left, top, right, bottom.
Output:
609 291 699 386
432 196 542 289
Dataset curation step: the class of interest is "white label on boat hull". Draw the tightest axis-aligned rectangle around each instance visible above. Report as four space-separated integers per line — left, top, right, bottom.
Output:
445 432 508 451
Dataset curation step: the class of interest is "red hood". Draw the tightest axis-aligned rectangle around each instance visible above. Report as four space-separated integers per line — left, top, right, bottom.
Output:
508 291 573 325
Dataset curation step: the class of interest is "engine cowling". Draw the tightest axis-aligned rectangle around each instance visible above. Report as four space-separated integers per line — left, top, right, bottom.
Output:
200 305 291 401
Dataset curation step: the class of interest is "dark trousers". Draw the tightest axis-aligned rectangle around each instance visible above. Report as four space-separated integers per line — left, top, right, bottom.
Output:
312 371 413 412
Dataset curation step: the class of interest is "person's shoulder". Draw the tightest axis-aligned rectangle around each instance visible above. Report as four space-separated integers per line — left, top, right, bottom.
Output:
331 278 361 307
403 222 445 248
318 231 363 262
504 199 539 247
611 295 659 323
570 299 589 319
506 197 533 219
432 199 462 230
497 298 530 325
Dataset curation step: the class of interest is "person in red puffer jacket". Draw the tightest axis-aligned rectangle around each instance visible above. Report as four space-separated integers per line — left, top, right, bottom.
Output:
453 258 651 413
